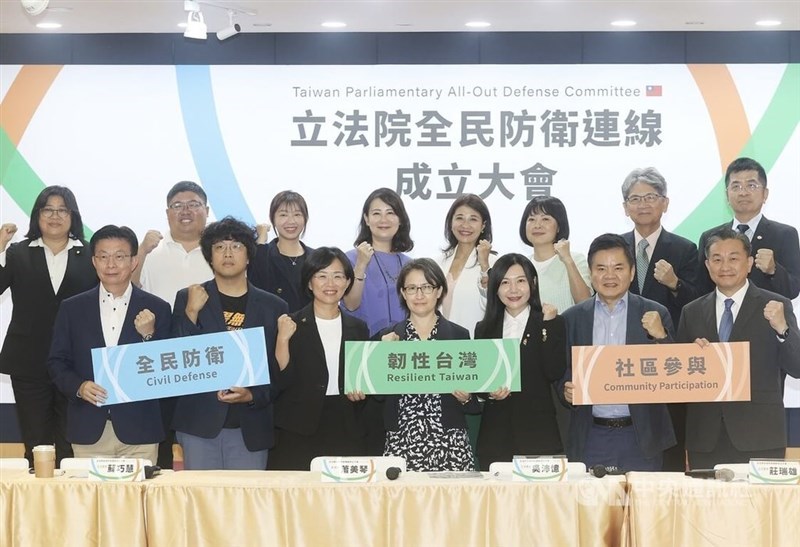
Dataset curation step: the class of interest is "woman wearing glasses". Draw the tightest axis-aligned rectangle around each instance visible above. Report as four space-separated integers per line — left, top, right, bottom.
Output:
378 258 479 472
474 254 566 470
269 247 370 470
343 188 413 337
0 186 97 467
437 194 496 337
249 191 314 312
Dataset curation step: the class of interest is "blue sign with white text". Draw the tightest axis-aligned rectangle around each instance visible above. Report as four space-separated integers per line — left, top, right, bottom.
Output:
91 327 270 405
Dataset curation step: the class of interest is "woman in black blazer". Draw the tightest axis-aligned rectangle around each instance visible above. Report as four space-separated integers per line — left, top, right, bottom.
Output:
249 191 314 312
0 186 97 465
269 247 370 470
377 258 480 472
475 253 567 470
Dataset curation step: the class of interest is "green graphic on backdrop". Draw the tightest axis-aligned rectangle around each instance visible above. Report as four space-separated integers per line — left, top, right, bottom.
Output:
345 339 521 395
0 128 94 239
674 64 800 244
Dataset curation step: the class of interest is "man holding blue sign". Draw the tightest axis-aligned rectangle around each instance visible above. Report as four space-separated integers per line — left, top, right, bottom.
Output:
171 217 288 470
48 226 171 464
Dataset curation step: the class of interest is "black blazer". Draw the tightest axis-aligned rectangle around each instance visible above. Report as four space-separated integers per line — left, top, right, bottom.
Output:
561 294 677 460
622 229 700 326
170 280 288 451
377 316 480 431
48 285 170 445
0 239 96 379
475 310 567 458
248 239 314 312
697 217 800 299
677 283 800 452
274 304 369 436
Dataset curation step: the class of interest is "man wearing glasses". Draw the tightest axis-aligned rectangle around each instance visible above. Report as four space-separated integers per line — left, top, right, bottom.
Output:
697 157 800 299
620 168 700 472
132 181 213 468
48 225 171 463
170 217 288 469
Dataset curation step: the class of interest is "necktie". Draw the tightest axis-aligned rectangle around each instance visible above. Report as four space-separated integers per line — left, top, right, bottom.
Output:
719 298 734 343
736 224 749 238
636 239 649 293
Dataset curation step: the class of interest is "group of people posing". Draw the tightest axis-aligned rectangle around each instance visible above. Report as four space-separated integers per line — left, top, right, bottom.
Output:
1 157 798 474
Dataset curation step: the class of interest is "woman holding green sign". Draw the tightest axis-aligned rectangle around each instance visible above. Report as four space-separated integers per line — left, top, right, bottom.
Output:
379 258 480 472
474 253 567 470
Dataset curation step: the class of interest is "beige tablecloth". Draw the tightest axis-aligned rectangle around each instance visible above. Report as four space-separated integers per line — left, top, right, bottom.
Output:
625 472 800 547
144 471 627 547
0 468 148 547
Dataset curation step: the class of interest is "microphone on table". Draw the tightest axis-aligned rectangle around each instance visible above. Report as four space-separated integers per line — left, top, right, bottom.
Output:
144 465 162 479
684 468 734 482
386 467 402 481
590 465 625 478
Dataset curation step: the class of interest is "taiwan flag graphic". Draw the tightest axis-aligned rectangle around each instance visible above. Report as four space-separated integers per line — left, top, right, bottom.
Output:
646 85 663 97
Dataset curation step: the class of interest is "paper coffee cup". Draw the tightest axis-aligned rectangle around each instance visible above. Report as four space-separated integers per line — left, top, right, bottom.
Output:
32 445 56 478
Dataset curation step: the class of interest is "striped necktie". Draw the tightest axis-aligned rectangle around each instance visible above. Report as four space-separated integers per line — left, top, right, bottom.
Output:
719 298 734 343
636 239 649 293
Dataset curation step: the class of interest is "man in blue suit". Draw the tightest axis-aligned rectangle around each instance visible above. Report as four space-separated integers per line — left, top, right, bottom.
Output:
171 217 288 470
48 225 170 463
562 234 676 471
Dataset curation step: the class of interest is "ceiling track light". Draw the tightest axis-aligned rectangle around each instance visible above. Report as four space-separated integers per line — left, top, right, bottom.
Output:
217 10 241 41
182 1 254 42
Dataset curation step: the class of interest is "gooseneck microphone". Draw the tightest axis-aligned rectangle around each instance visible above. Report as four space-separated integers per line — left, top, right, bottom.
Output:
590 465 625 478
685 468 735 482
385 467 402 481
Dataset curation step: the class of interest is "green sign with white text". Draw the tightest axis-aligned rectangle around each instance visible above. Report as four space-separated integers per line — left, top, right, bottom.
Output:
344 339 521 395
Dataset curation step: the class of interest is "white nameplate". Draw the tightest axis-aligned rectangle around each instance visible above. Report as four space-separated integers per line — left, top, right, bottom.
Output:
748 459 800 485
317 457 386 483
511 455 568 482
87 458 148 482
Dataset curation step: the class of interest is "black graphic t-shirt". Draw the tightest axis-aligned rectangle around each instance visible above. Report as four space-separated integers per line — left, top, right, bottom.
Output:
219 292 248 429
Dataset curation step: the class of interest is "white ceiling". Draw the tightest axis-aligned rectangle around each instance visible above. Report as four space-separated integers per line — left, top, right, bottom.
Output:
1 0 798 34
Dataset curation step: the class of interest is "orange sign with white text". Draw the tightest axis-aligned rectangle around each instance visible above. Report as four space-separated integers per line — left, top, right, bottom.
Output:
571 342 750 405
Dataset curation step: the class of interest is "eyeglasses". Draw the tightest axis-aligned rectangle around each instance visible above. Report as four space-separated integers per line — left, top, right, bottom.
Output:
211 242 246 254
313 272 348 284
94 254 132 264
40 207 70 218
168 200 205 212
402 284 437 295
728 183 763 194
625 193 663 205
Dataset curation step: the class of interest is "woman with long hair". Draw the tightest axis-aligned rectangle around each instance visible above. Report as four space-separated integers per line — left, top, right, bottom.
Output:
474 253 566 469
343 188 413 336
437 194 496 337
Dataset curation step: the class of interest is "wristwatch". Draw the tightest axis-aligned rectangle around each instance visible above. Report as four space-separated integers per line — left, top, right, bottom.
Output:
142 333 154 342
776 327 790 341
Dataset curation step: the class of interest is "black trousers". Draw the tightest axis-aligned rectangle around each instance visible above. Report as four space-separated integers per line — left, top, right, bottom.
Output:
10 376 72 467
688 422 784 469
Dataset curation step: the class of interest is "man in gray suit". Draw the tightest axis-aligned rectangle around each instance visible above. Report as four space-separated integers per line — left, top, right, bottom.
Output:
678 229 800 468
562 234 676 471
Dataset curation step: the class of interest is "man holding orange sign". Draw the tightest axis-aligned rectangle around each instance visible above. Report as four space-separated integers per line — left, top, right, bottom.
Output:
562 234 676 472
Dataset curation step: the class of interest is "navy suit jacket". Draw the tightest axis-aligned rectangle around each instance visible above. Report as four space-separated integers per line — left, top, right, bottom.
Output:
0 239 97 379
171 280 288 451
622 229 700 326
678 283 800 452
48 285 170 445
561 293 677 461
697 217 800 299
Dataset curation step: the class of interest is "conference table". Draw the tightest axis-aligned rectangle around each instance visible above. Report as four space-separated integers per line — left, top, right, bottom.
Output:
0 469 626 547
624 472 800 547
2 468 798 547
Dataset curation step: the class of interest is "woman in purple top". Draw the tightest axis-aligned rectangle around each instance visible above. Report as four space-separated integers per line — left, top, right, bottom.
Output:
343 188 414 336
